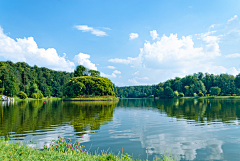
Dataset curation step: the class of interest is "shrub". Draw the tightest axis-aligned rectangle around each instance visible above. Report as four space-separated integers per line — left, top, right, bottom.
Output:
198 92 204 97
179 93 184 97
18 91 27 99
173 91 179 97
232 94 236 96
0 88 4 95
38 93 43 99
210 87 221 96
193 93 198 97
32 93 39 99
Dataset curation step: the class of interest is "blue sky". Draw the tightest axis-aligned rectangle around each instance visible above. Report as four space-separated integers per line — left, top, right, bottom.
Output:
1 0 240 86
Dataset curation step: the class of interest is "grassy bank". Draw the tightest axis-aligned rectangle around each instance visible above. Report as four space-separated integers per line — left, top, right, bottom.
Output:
176 96 240 99
14 97 62 101
63 96 119 101
0 138 174 161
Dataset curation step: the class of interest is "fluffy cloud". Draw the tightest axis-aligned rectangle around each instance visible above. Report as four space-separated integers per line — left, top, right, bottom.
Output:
150 30 159 40
74 53 97 70
113 70 121 74
129 33 139 40
107 66 116 69
109 58 136 64
101 70 121 78
75 25 107 36
110 33 221 70
128 78 139 84
0 27 75 72
226 53 240 58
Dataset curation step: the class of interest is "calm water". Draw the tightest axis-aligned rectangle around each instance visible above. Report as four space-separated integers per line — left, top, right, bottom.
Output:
1 98 240 160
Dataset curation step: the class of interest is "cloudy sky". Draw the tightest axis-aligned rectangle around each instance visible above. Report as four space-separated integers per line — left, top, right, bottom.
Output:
1 1 240 86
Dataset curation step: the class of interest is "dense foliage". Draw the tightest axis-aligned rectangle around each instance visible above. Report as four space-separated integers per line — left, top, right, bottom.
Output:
63 76 115 97
116 72 240 98
18 91 27 99
0 61 73 97
74 65 100 77
114 85 156 98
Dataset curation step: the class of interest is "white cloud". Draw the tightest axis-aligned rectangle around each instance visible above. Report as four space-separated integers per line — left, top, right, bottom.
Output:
150 30 159 40
226 53 240 58
75 25 107 36
102 27 111 30
100 70 121 79
0 27 75 72
135 77 149 80
129 33 139 40
133 71 139 75
228 15 238 23
113 70 121 74
209 24 215 29
107 66 116 69
110 33 221 69
109 58 135 64
101 72 116 78
128 78 139 84
74 53 97 70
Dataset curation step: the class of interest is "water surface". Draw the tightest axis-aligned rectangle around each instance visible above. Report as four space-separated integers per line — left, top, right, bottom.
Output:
1 98 240 160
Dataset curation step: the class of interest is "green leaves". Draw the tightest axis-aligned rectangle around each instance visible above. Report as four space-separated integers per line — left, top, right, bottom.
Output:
63 76 115 97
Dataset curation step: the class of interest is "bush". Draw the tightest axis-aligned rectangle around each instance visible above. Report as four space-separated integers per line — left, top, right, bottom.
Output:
0 88 4 94
173 91 179 97
18 91 27 99
32 93 39 99
179 93 184 97
193 93 198 97
232 94 236 96
198 92 204 97
38 93 43 99
210 87 221 96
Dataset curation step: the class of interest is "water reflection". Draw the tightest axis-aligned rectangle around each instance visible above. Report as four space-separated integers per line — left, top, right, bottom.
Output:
113 99 240 160
1 98 240 160
0 100 116 138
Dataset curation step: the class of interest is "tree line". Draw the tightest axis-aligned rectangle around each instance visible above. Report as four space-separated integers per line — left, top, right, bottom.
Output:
116 72 240 98
1 61 240 98
0 61 114 98
0 61 73 97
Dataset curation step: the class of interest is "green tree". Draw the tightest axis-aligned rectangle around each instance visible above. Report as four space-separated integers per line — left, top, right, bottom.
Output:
18 91 27 99
173 91 179 97
164 87 174 98
210 87 221 96
74 65 88 77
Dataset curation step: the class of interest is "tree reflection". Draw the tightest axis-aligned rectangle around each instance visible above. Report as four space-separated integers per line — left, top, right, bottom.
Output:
0 101 116 137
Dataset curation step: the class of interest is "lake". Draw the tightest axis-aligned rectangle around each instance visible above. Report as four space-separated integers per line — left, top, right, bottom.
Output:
1 98 240 160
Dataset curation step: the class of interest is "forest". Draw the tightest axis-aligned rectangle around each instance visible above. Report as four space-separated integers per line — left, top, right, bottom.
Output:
0 61 73 97
1 61 240 98
115 72 240 98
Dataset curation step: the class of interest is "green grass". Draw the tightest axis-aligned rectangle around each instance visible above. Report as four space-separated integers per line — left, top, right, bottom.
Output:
0 137 176 161
14 97 62 101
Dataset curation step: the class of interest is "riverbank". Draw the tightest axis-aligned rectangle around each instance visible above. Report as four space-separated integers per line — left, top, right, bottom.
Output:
63 96 119 101
0 139 172 161
13 97 62 101
176 96 240 99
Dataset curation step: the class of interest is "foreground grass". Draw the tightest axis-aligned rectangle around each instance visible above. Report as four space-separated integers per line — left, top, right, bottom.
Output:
0 139 175 161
